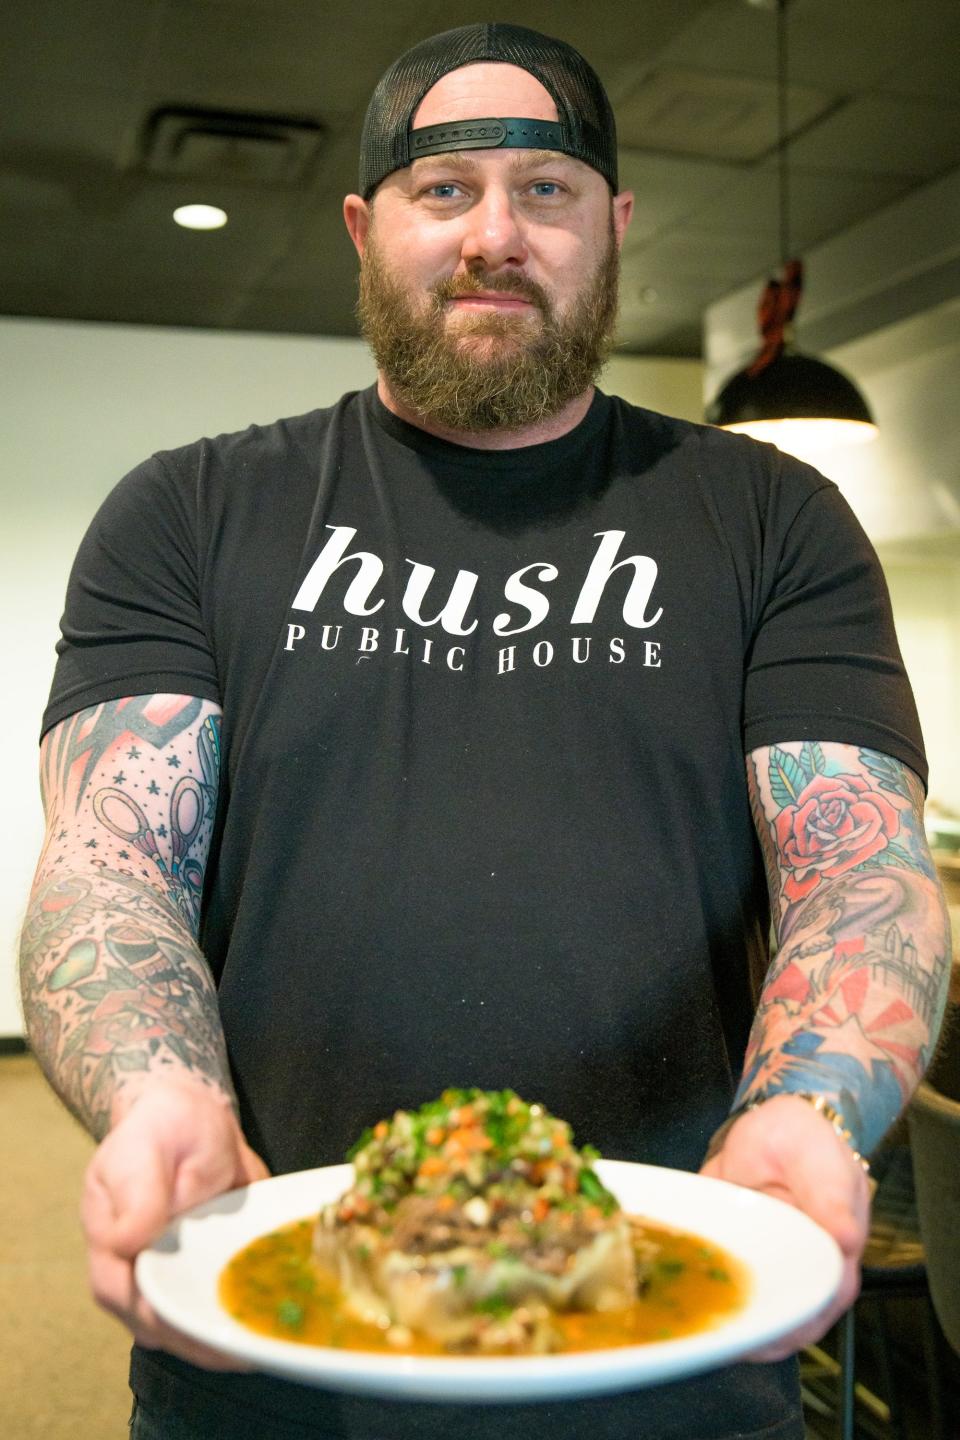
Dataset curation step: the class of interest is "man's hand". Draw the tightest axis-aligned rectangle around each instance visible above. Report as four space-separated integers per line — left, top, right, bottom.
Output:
82 1080 270 1369
700 1094 872 1361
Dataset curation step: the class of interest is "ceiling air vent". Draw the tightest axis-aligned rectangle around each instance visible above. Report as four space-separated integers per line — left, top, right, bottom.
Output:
142 108 324 184
616 67 834 163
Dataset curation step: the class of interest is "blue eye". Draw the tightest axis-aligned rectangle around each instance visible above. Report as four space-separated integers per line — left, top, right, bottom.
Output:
427 183 461 199
531 182 561 197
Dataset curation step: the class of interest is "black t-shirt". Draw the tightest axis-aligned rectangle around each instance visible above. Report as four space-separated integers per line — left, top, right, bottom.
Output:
44 386 924 1439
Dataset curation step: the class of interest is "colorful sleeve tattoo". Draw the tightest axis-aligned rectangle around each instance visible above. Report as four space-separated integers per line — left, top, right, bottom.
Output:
742 741 952 1155
21 695 234 1140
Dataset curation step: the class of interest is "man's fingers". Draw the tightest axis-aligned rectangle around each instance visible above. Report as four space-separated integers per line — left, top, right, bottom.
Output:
89 1235 252 1370
239 1142 271 1186
83 1130 175 1259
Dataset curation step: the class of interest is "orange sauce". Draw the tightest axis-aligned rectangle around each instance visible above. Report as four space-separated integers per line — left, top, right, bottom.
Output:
219 1216 748 1354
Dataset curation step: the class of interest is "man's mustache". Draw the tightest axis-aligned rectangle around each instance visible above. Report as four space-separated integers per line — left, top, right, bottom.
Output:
432 272 548 310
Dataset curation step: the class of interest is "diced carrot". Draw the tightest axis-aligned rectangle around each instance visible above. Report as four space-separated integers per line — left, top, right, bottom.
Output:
425 1126 446 1147
445 1127 470 1152
563 1172 578 1194
418 1155 447 1177
532 1195 550 1223
435 1193 456 1212
447 1127 493 1153
457 1104 475 1126
374 1121 388 1140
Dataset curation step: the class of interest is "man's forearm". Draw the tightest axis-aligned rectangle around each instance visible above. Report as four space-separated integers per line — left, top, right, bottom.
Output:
20 865 235 1140
736 865 951 1156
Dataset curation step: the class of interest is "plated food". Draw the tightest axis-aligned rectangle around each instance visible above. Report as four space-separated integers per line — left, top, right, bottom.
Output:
137 1151 844 1398
220 1089 746 1355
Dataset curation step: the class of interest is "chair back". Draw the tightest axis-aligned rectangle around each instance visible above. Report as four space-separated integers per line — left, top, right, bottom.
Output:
907 1079 960 1356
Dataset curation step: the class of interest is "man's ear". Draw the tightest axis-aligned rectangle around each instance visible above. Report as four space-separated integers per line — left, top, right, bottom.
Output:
612 190 634 250
343 195 370 258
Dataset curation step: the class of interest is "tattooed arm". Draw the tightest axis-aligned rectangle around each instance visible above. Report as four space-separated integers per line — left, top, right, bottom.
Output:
702 740 951 1359
20 694 267 1367
22 693 234 1137
739 741 949 1149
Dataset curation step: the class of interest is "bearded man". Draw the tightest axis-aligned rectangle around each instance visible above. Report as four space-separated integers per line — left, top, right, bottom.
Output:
21 22 949 1440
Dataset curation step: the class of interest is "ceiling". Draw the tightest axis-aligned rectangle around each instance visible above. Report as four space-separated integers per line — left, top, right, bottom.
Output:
4 0 960 357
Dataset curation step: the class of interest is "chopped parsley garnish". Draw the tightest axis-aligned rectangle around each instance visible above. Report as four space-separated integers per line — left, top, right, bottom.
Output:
276 1300 305 1328
656 1258 686 1277
473 1292 513 1320
340 1089 617 1225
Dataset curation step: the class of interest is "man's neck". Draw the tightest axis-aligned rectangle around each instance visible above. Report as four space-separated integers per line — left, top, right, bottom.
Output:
376 377 595 451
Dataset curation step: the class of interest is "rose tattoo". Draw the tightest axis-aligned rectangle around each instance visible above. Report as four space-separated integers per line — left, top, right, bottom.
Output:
774 771 901 901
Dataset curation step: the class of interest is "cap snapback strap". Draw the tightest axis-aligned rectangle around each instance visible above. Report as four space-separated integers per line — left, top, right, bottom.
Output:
408 117 567 158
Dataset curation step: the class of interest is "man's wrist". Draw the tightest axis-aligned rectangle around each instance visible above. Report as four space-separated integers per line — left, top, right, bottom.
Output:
109 1071 238 1129
705 1090 871 1174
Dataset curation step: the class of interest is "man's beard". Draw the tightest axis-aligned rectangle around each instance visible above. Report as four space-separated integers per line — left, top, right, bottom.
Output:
357 219 621 433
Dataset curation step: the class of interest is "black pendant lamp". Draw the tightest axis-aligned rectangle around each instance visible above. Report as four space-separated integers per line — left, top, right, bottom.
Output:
706 0 877 453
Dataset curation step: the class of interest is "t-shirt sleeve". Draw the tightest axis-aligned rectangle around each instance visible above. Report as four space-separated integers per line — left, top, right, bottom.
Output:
742 468 927 788
42 453 220 737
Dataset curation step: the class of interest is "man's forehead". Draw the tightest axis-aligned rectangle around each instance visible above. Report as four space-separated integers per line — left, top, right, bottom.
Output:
412 62 559 130
406 147 582 183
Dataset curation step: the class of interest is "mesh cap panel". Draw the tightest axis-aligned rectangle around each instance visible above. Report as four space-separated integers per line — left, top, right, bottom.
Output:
359 23 618 197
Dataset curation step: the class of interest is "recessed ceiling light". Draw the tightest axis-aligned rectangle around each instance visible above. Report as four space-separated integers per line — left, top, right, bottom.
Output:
173 203 228 230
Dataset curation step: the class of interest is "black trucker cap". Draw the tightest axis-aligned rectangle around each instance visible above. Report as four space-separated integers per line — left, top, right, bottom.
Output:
359 22 619 199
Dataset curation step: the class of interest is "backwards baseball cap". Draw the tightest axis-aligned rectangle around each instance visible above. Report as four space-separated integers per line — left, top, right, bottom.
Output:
359 22 619 199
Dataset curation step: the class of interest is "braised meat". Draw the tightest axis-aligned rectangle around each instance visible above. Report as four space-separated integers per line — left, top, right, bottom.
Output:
313 1089 649 1353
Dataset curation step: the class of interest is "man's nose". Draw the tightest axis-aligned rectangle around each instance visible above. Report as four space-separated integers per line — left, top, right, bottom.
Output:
459 186 529 270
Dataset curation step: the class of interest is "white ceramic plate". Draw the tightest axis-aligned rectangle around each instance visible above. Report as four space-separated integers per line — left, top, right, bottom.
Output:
135 1160 842 1402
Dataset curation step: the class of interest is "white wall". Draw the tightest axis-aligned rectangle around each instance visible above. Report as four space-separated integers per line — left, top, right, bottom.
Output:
600 353 703 422
0 315 702 1036
875 538 960 820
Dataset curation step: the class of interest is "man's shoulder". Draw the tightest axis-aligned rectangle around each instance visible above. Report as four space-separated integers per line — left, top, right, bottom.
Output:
599 391 842 547
151 388 370 478
603 390 752 453
600 390 778 474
